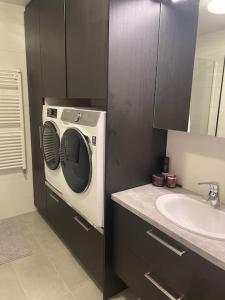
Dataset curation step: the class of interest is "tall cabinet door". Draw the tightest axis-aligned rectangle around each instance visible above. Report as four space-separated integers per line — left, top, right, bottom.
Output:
25 0 46 216
66 0 108 99
39 0 66 98
154 0 199 131
105 0 167 297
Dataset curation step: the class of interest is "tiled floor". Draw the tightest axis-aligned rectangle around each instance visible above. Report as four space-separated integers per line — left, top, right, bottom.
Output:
0 212 137 300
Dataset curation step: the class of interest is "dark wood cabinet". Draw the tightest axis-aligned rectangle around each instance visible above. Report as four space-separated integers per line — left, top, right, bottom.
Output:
39 0 66 98
66 0 108 99
46 187 104 287
25 0 46 216
154 0 199 131
112 202 225 300
106 0 165 193
104 0 168 297
39 0 108 99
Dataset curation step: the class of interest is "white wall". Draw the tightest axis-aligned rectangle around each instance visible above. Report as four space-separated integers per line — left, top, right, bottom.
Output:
0 2 35 219
167 130 225 203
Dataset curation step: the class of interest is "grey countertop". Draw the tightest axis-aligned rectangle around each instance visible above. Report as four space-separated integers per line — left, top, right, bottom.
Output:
111 184 225 271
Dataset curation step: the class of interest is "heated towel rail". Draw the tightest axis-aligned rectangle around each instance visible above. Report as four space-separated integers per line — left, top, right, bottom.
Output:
0 70 26 171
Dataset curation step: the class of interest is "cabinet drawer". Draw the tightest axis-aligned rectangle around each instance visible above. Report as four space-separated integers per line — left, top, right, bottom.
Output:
113 241 184 300
46 189 65 236
59 199 104 286
46 187 104 286
112 202 201 297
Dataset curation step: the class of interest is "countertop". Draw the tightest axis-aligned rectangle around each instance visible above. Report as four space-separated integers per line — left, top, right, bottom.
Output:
111 184 225 271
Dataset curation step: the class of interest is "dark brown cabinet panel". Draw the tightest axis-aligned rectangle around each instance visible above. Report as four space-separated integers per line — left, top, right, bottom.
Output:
104 0 168 297
112 202 225 300
106 0 165 193
66 0 108 99
46 187 104 287
46 190 63 233
154 0 199 131
39 0 66 97
25 0 46 216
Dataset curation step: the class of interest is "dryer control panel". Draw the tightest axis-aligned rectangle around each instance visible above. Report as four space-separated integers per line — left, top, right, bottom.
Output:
47 108 57 118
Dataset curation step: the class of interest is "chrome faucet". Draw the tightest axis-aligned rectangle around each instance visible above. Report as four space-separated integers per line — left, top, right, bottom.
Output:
198 182 220 208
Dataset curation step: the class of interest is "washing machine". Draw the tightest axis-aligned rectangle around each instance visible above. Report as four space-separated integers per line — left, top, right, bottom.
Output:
42 105 106 229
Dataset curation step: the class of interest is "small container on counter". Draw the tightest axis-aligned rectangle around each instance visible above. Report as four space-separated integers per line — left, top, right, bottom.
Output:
166 175 177 188
152 174 165 187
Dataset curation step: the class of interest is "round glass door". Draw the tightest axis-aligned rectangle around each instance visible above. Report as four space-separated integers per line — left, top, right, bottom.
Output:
60 128 92 193
42 121 60 170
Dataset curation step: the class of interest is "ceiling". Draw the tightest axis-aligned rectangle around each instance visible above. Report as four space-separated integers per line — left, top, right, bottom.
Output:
0 0 30 6
198 0 225 35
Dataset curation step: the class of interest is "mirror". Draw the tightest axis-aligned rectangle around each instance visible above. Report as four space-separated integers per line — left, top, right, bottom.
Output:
189 0 225 137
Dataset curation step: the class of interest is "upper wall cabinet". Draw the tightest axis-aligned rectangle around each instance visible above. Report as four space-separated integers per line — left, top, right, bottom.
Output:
154 0 200 131
66 0 108 99
39 0 66 98
39 0 108 99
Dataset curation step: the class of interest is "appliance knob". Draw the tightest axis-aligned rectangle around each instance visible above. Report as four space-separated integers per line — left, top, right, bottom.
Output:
74 113 82 122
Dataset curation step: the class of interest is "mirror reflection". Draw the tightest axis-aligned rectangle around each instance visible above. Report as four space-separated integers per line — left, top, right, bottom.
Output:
189 0 225 137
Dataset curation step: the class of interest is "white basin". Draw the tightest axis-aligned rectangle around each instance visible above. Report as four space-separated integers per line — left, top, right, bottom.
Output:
156 194 225 240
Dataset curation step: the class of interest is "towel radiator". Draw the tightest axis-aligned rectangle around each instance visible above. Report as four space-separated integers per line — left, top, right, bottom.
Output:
0 70 26 171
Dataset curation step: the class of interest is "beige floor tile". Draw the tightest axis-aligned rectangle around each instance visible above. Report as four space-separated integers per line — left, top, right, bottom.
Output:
54 293 75 300
39 233 69 257
31 224 62 254
18 212 47 229
112 289 138 300
12 253 69 300
31 221 57 241
0 264 27 300
72 278 103 300
46 246 89 290
20 226 41 255
18 212 58 250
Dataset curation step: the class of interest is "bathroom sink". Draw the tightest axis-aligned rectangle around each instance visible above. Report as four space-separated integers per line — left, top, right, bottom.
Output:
156 194 225 240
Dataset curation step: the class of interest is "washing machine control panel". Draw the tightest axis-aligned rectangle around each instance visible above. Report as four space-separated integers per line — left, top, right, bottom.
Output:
47 108 57 118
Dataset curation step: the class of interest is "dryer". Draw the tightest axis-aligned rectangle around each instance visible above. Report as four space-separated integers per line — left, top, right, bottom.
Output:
42 105 106 229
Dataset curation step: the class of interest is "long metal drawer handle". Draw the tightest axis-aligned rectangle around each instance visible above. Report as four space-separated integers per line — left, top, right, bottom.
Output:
146 229 187 257
144 272 184 300
73 216 92 232
49 193 59 203
39 125 43 149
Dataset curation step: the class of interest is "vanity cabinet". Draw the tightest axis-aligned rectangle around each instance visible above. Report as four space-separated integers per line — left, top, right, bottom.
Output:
25 0 46 216
154 0 199 131
46 186 104 287
39 0 66 98
112 202 225 300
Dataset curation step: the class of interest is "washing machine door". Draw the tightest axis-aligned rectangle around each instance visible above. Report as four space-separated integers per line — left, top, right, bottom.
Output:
42 121 60 170
60 128 92 193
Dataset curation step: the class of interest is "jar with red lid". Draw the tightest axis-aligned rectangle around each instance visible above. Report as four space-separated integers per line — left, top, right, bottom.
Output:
167 175 177 188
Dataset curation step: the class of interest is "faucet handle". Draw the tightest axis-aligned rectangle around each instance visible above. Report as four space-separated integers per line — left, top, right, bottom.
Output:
198 182 220 208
